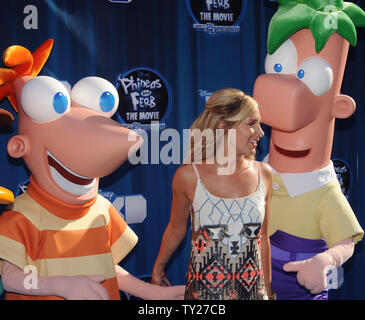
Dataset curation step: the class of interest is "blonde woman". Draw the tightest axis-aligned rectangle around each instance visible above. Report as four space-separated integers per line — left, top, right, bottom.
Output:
152 88 274 300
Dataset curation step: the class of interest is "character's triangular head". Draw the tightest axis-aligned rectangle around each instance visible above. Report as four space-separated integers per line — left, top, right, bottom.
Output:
268 0 365 54
0 39 53 125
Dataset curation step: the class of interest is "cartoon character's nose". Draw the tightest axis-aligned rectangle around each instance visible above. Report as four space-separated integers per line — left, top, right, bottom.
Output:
253 74 319 132
48 107 143 178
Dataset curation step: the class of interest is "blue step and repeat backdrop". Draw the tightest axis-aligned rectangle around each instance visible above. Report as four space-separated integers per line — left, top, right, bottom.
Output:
0 0 364 300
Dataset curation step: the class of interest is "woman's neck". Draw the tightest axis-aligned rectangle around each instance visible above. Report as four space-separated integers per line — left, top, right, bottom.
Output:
213 155 251 176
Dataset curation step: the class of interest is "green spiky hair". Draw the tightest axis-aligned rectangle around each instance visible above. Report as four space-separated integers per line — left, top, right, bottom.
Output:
267 0 365 54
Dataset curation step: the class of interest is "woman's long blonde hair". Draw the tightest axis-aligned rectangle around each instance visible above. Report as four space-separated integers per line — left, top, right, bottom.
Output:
186 88 258 163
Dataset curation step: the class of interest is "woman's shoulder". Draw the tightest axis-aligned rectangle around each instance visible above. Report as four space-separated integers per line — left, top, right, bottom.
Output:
173 164 198 201
173 164 198 187
175 164 196 178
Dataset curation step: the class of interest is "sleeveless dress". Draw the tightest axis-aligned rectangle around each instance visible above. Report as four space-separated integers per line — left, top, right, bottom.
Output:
184 163 267 300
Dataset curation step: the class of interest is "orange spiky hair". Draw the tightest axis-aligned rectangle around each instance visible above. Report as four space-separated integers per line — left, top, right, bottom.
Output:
0 39 54 125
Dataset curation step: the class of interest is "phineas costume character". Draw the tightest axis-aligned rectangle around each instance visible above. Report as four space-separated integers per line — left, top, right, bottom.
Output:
0 40 184 300
254 0 364 300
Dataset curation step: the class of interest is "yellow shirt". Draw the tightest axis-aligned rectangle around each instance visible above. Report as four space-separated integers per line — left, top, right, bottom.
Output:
269 173 364 248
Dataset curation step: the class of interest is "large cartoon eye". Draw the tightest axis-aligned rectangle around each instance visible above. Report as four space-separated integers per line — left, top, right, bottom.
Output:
20 76 71 123
265 39 298 75
296 57 333 96
71 77 119 117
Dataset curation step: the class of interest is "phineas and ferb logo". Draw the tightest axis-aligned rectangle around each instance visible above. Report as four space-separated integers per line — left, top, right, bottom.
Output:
116 68 171 130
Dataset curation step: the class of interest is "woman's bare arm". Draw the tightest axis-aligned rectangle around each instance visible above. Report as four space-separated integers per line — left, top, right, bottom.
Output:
151 166 194 286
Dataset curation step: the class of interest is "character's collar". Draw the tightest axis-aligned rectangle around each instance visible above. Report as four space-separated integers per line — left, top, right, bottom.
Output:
27 176 97 220
262 155 337 198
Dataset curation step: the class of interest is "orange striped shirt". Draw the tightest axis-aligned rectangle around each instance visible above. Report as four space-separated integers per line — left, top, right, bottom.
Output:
0 177 138 300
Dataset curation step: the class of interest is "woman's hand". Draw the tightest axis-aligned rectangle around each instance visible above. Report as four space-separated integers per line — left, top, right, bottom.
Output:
151 264 171 287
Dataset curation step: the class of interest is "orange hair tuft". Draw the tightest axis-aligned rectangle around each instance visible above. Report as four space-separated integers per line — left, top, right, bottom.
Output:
0 39 54 112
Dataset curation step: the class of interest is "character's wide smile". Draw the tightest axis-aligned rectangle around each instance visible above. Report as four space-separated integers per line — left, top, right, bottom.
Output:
274 144 311 158
47 151 96 195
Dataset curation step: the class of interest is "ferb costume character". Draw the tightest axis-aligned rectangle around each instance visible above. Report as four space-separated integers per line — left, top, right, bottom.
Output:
253 0 364 299
0 41 184 300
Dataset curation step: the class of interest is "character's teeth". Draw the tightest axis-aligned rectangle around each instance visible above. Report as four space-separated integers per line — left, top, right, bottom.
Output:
47 151 96 195
47 151 91 180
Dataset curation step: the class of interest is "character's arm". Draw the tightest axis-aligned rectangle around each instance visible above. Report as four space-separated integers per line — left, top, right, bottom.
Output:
283 183 363 294
1 260 109 300
151 166 192 287
283 238 354 294
115 265 185 300
260 163 275 299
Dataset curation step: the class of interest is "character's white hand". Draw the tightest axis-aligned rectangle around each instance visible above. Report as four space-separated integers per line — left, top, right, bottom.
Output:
283 253 334 294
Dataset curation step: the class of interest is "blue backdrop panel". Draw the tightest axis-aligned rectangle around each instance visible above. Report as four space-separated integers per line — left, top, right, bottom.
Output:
0 0 364 299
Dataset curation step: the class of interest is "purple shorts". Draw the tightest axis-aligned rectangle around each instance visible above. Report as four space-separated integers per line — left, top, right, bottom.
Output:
270 230 328 300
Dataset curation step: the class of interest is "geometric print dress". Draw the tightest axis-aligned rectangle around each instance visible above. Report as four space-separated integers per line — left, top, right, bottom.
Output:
184 163 267 300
